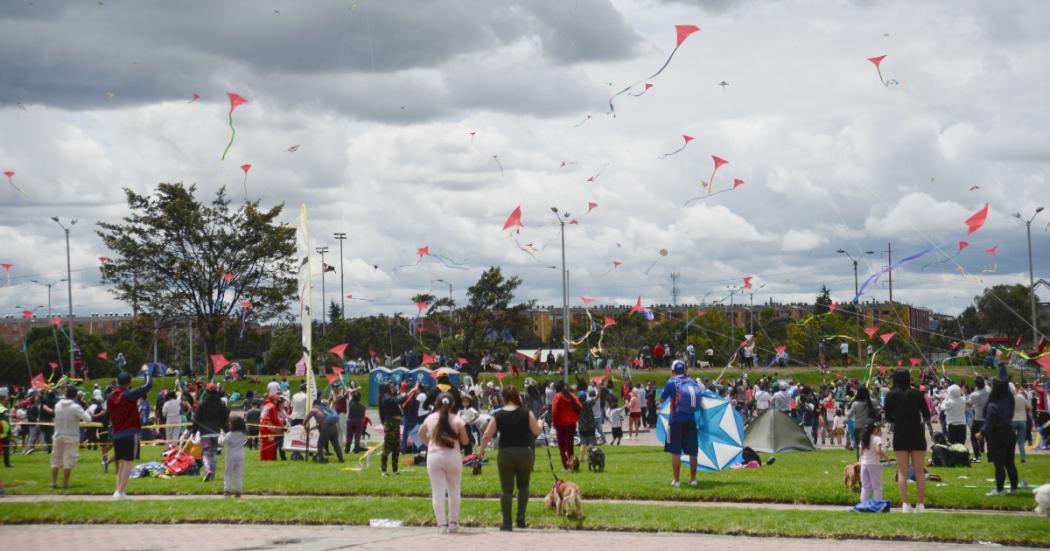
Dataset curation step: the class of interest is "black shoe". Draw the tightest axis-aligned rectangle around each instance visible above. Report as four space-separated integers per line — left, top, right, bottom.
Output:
516 520 526 529
499 525 512 532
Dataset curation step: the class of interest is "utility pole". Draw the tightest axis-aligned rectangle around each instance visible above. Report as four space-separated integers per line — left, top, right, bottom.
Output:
838 248 875 365
551 206 572 385
316 246 329 335
33 279 68 373
333 232 347 318
884 242 894 303
1015 207 1045 348
51 217 77 377
670 272 681 307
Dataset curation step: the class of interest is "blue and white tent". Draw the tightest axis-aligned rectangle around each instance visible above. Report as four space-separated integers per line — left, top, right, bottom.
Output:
655 389 745 472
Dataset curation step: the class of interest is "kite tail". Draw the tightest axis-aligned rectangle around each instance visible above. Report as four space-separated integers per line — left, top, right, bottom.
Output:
242 173 249 199
628 87 651 97
8 181 26 198
683 188 732 206
643 259 659 275
509 233 538 258
221 111 236 160
855 241 948 301
658 144 688 159
608 45 682 116
431 253 469 270
391 256 424 273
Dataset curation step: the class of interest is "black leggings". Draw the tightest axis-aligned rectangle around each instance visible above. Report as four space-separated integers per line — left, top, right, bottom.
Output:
497 447 534 527
991 432 1018 492
969 420 984 459
947 424 967 446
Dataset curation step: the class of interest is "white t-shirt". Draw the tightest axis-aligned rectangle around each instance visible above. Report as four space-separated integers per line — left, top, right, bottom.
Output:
291 392 307 420
860 434 882 465
756 390 771 410
1013 391 1029 422
840 342 849 355
705 348 713 357
416 392 430 418
162 397 182 420
266 381 281 396
833 415 846 430
606 407 623 428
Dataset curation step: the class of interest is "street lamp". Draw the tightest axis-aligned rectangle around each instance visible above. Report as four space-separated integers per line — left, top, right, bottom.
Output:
52 217 76 377
15 305 44 381
551 206 571 384
32 278 68 373
333 232 347 318
837 248 875 364
316 246 330 335
1013 207 1045 347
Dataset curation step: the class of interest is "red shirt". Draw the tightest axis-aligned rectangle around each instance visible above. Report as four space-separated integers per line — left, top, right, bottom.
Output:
653 344 665 358
551 392 581 426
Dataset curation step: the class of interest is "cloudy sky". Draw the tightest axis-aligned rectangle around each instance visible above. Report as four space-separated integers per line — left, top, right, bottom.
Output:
0 0 1047 322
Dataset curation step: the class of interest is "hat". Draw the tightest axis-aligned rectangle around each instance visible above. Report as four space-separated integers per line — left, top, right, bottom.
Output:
671 359 686 374
205 383 218 392
116 372 132 386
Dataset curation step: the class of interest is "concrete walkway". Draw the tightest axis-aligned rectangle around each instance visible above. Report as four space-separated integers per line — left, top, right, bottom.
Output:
0 524 1027 551
0 492 1035 516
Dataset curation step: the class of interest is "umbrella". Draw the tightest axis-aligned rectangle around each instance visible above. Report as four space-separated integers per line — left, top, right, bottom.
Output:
656 389 745 472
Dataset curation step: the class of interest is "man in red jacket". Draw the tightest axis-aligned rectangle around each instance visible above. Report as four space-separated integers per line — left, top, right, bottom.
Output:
107 365 152 499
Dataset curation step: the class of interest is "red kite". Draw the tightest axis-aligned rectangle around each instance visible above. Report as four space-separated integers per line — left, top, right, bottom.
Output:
221 92 248 160
659 134 695 159
586 202 598 214
4 170 25 197
329 343 349 359
629 296 644 315
628 83 654 97
742 276 753 290
909 357 921 367
965 203 989 235
880 332 896 345
608 24 700 116
733 178 745 189
865 327 879 339
603 316 617 329
502 206 523 230
211 354 230 374
867 55 898 86
580 296 595 305
189 93 200 103
98 352 109 360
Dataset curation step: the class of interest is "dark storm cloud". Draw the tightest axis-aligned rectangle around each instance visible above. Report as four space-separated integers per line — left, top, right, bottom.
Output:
0 0 638 119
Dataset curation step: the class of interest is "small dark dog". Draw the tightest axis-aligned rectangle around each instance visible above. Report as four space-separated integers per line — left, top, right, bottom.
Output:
587 447 605 472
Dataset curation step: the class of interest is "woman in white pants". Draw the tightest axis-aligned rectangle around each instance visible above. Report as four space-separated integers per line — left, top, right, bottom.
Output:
418 393 469 533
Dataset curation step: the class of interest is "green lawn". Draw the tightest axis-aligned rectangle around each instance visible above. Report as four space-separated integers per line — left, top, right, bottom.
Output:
4 443 1043 511
0 496 1046 546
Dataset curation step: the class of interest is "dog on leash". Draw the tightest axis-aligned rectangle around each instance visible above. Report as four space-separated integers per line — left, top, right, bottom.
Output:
587 447 605 472
843 463 861 491
1035 484 1050 516
567 455 581 472
545 480 583 518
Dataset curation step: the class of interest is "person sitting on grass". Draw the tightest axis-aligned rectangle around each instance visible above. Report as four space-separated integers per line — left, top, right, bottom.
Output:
663 360 701 488
107 366 153 499
51 385 92 490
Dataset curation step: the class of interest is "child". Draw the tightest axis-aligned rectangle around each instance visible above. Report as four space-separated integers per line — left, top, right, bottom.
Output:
831 409 846 447
859 424 889 502
219 416 247 498
606 397 624 445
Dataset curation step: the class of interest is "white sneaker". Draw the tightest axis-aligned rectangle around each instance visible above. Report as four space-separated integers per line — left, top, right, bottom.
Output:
915 504 925 513
112 491 127 500
671 480 680 488
448 523 459 533
901 503 912 513
985 489 1002 496
688 479 698 487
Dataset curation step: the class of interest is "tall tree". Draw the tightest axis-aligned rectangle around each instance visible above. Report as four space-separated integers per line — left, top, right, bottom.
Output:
97 183 296 364
458 267 532 373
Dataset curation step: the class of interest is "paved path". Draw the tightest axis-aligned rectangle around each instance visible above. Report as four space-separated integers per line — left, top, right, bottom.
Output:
0 493 1033 516
0 524 1026 551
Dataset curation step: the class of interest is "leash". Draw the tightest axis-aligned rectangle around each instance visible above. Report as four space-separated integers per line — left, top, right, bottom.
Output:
539 408 560 482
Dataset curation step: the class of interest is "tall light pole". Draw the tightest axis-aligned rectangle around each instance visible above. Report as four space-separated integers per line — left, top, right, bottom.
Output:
434 278 454 332
316 246 329 335
837 248 875 363
333 232 347 318
1014 207 1045 348
52 217 76 376
32 278 67 373
551 206 571 384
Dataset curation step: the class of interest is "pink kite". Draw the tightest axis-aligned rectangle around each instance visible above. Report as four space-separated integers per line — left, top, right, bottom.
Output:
603 316 616 329
189 93 200 103
580 296 595 305
222 273 235 283
864 327 879 339
494 371 507 380
4 170 25 198
742 276 753 290
958 240 969 252
329 343 349 359
829 303 838 312
49 362 58 370
1 263 10 286
867 55 898 86
628 83 654 97
629 296 644 316
98 351 109 360
568 218 579 225
98 256 110 265
950 341 961 350
586 163 608 183
980 244 999 278
416 302 428 312
965 203 989 235
909 357 922 367
422 353 437 366
502 206 523 230
240 163 251 198
705 156 728 192
880 332 896 345
733 178 745 189
221 92 248 160
984 245 998 255
612 261 622 268
608 24 700 116
659 134 694 159
22 309 32 320
241 300 252 310
211 354 230 374
417 246 429 257
586 202 598 214
50 316 62 327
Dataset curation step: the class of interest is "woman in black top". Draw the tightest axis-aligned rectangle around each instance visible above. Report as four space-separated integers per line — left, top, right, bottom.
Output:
975 379 1017 495
480 385 541 531
883 369 930 513
379 384 403 476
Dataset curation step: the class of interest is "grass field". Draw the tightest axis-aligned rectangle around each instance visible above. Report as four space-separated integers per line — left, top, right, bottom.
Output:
0 496 1046 546
3 442 1043 511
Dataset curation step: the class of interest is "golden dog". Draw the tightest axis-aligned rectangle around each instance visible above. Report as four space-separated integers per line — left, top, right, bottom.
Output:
844 463 861 491
545 480 583 518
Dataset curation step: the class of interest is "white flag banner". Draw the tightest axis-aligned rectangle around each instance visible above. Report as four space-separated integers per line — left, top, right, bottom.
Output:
296 204 314 413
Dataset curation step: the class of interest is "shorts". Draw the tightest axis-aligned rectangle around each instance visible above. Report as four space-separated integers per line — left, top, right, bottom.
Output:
113 435 137 461
664 420 698 457
51 437 79 469
611 427 623 439
629 412 641 420
579 430 596 446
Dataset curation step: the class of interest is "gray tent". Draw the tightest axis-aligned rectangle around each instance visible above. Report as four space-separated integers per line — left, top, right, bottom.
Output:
743 410 816 453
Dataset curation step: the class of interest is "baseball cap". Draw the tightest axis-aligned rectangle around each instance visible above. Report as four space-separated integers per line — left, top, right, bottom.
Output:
116 372 132 386
671 359 686 374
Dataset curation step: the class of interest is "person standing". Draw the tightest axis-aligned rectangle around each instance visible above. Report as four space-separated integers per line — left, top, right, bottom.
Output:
332 385 348 452
846 387 879 460
305 399 343 463
884 369 930 513
967 377 990 463
418 393 469 533
51 386 91 489
346 392 367 453
662 360 701 488
107 366 153 499
976 379 1019 495
480 385 541 531
942 385 967 445
1011 383 1031 463
194 383 230 482
840 341 850 367
219 416 247 498
550 380 581 470
162 391 185 444
258 393 283 461
755 385 771 417
379 383 402 476
626 384 642 439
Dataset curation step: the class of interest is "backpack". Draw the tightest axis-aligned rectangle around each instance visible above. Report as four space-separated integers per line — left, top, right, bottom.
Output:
672 377 702 416
322 406 339 426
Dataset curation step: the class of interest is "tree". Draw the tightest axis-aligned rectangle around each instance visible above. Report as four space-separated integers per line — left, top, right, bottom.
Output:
959 284 1040 341
458 267 532 374
814 285 833 315
97 183 296 364
328 301 343 322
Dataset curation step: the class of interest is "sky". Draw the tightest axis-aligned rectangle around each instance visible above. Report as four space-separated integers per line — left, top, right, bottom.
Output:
0 0 1047 322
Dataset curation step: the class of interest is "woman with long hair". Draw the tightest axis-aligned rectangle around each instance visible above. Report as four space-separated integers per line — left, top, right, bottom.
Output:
418 392 468 533
550 379 581 470
883 369 930 513
976 379 1018 495
480 385 541 531
845 386 879 458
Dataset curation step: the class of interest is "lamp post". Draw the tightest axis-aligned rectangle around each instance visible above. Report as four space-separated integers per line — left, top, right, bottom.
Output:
32 279 67 374
434 278 454 332
333 232 347 318
51 217 76 377
837 248 875 364
316 246 329 335
1014 207 1045 347
15 305 45 381
551 206 571 384
748 284 766 336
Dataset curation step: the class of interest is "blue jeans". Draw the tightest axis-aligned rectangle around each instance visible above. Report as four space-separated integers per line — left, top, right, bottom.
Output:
201 435 219 475
1012 421 1027 461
